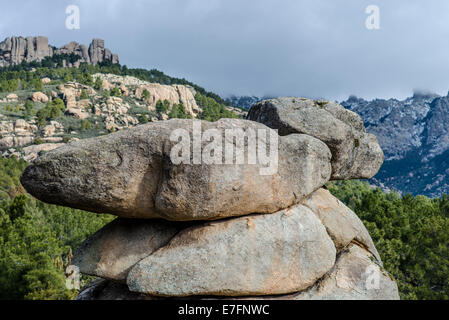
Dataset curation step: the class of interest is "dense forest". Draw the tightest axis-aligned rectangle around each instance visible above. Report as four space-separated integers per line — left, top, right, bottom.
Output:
0 157 113 299
0 59 239 123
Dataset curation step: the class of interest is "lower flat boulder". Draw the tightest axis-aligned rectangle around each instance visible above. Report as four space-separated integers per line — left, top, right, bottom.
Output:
77 244 399 300
76 279 156 300
127 204 336 297
72 218 185 281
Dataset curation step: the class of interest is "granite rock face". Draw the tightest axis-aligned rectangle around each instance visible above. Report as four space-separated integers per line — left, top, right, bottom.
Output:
73 188 397 299
247 97 384 180
72 218 185 281
20 98 399 300
135 83 201 116
0 36 118 67
127 205 336 297
21 119 332 221
303 188 381 262
291 245 400 300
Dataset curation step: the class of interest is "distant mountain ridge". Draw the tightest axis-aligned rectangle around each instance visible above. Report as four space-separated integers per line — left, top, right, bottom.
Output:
0 36 119 68
341 92 449 197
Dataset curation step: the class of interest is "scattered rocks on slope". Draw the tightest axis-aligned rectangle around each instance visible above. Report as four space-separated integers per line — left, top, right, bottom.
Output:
1 71 239 162
6 93 18 102
98 73 201 117
31 91 49 103
20 98 399 300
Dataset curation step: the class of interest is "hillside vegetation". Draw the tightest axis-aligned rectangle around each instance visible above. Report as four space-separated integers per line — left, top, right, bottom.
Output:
0 157 114 299
328 180 449 300
0 61 242 162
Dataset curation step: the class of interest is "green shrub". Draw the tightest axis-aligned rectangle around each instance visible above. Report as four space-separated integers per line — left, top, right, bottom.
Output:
168 103 188 119
80 89 88 100
156 99 170 114
0 157 114 300
36 98 66 127
80 120 92 131
142 89 150 101
94 77 103 90
110 87 121 97
138 114 148 124
196 93 238 122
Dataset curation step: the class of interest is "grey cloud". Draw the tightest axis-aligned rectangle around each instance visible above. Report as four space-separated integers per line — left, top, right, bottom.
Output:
1 0 449 101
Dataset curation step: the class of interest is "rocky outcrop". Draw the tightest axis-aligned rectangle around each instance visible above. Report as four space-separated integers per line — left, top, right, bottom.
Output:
0 119 37 150
87 39 118 65
247 97 384 180
21 99 398 300
78 244 399 301
31 92 49 103
97 73 201 117
0 36 119 68
20 119 331 220
72 218 185 281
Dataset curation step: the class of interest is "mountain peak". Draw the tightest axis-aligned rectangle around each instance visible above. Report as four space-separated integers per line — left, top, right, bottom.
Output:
0 36 119 68
412 89 439 100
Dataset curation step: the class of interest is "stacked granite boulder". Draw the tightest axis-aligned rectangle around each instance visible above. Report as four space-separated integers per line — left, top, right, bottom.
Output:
20 97 400 300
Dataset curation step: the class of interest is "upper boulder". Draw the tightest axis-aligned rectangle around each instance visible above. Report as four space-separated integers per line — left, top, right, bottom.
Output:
20 119 332 221
247 97 384 180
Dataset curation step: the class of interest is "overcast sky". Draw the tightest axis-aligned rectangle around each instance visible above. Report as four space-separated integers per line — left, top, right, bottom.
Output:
1 0 449 101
